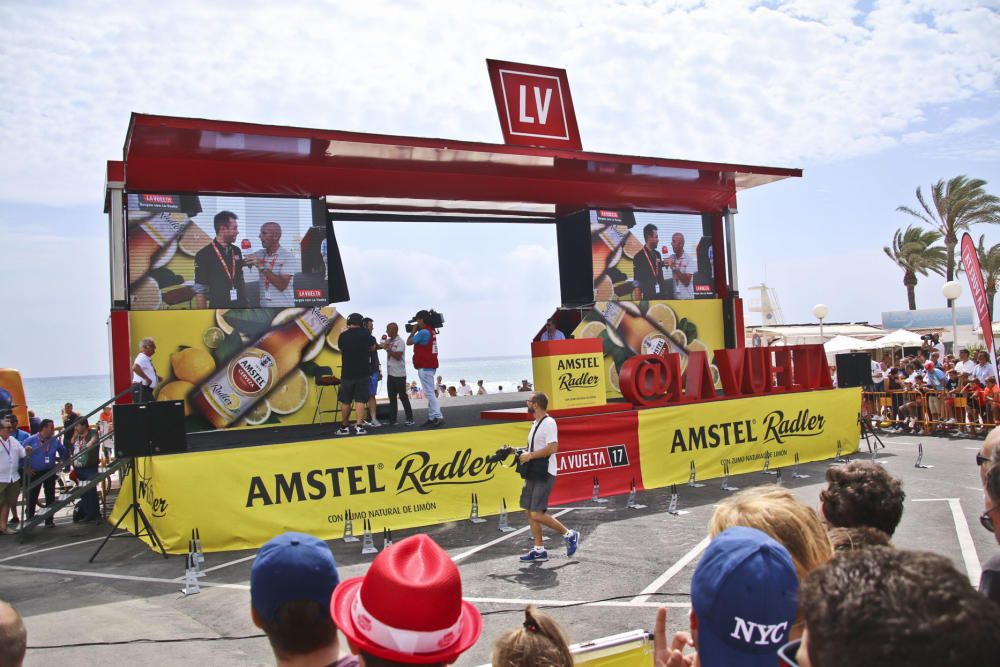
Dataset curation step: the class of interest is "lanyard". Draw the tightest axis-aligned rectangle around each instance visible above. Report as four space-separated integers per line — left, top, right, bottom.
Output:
1 437 11 457
211 241 237 286
642 247 658 275
260 252 279 290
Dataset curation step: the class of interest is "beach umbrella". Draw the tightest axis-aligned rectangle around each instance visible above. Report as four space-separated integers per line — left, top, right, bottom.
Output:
874 329 923 348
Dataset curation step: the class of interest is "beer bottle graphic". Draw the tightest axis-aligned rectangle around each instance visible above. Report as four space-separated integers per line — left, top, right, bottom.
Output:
192 307 333 428
128 212 188 282
595 301 682 359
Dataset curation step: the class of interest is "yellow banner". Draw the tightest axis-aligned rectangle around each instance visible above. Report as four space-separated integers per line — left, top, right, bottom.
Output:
571 299 725 400
110 421 531 554
531 344 606 411
638 388 861 488
128 307 347 432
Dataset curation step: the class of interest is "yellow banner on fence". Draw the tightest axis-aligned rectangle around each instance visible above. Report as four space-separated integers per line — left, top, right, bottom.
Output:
638 388 861 488
111 421 530 554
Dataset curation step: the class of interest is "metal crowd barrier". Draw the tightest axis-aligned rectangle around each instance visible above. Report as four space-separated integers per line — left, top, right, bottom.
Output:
862 389 998 435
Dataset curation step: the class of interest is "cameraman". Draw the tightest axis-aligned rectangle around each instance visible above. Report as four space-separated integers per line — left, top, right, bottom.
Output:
406 310 444 427
518 392 580 563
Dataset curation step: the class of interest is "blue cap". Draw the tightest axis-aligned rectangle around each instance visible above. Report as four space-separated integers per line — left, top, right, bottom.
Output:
250 532 340 623
692 526 799 667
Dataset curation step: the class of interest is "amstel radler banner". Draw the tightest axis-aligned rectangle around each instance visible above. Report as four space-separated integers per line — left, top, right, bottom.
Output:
638 387 861 487
111 388 860 553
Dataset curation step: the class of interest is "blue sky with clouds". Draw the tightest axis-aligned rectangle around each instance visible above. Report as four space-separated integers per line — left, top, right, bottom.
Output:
1 0 998 378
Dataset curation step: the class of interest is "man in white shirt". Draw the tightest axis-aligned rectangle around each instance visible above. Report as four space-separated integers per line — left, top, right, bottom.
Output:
932 333 946 358
131 337 161 404
666 232 695 300
0 419 30 534
954 349 976 376
974 350 998 385
518 392 580 563
457 379 473 397
540 319 565 341
245 222 301 307
382 322 414 426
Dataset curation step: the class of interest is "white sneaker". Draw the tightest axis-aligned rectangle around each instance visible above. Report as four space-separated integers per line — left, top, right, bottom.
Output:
364 419 382 428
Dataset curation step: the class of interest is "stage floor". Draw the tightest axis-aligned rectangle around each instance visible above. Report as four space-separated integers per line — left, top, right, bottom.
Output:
187 394 635 452
2 432 992 666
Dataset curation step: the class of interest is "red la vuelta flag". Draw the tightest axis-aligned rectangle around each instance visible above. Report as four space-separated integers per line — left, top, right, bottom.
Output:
960 232 996 370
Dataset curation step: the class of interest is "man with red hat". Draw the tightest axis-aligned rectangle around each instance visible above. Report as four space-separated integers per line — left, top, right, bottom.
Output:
331 533 482 666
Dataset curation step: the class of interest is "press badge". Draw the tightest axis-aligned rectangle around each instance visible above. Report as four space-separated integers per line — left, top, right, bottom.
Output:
44 456 51 464
229 289 238 301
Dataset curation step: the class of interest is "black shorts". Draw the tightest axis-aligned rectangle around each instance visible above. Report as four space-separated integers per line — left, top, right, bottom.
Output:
338 378 369 404
520 474 556 512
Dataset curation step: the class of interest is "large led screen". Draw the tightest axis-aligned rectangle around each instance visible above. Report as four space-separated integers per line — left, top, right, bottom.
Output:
591 210 715 302
126 193 328 310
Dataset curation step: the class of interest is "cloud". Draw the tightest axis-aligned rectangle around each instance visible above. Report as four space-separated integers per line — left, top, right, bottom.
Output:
0 1 997 206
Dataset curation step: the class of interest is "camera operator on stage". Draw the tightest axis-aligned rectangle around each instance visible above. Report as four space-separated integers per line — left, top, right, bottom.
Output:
406 309 444 428
517 392 580 563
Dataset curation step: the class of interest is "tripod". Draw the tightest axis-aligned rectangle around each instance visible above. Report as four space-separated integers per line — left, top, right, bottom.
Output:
858 412 885 455
90 457 167 562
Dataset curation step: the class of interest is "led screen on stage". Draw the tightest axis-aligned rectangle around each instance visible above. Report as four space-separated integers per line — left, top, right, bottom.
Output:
126 194 328 310
591 210 715 302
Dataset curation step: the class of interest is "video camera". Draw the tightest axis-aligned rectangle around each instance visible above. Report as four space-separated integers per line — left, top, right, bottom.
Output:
405 308 445 333
486 445 549 480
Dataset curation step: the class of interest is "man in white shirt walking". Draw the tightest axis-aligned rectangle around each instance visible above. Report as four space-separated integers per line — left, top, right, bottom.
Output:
131 337 161 404
518 392 580 563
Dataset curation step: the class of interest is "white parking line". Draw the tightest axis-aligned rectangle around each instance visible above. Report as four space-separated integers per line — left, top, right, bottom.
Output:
631 537 711 604
911 497 981 584
0 535 111 563
467 596 689 609
0 563 250 590
451 509 574 563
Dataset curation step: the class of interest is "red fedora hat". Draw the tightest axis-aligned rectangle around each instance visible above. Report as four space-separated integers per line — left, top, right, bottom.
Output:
330 534 482 664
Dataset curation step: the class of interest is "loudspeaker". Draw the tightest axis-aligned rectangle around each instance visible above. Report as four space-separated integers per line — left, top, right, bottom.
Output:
113 401 188 457
836 352 873 388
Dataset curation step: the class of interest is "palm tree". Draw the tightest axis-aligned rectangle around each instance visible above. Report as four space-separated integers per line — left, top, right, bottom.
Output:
974 235 1000 320
883 226 947 310
897 176 1000 306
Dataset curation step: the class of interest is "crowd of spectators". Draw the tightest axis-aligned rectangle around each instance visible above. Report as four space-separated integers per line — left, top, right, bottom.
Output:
3 429 999 666
864 346 1000 435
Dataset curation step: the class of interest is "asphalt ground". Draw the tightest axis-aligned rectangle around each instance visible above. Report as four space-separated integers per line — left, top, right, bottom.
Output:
1 431 994 667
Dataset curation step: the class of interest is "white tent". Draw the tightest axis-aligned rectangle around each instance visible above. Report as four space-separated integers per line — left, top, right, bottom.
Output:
824 335 880 355
874 329 923 348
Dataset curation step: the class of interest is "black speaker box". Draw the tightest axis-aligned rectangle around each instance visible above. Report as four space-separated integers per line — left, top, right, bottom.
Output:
113 401 188 457
836 352 873 388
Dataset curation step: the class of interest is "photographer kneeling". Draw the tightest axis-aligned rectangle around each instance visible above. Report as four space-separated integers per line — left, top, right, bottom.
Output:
518 392 580 563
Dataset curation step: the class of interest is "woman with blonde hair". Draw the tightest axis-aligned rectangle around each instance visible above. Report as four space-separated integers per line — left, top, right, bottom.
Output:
492 605 573 667
709 484 833 582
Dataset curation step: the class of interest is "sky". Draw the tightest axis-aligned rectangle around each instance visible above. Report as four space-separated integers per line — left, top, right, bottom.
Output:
1 0 999 379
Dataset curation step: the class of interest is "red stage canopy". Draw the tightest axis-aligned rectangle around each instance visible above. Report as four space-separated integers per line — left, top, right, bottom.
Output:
121 113 800 216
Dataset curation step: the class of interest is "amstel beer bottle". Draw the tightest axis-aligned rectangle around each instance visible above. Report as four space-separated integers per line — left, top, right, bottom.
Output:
595 301 680 358
192 307 333 428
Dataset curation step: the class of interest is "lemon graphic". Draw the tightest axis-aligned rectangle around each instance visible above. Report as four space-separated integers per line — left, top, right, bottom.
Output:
608 361 620 393
325 314 349 351
670 329 688 349
647 304 677 334
578 321 606 339
216 309 234 335
170 348 217 384
244 401 272 426
202 327 225 349
156 381 194 416
267 369 309 415
687 339 708 354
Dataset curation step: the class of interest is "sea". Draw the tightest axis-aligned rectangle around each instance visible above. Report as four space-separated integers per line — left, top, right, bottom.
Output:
19 355 534 421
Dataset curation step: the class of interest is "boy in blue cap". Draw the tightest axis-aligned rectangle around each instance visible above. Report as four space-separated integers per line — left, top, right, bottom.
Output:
654 526 799 666
250 532 357 667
